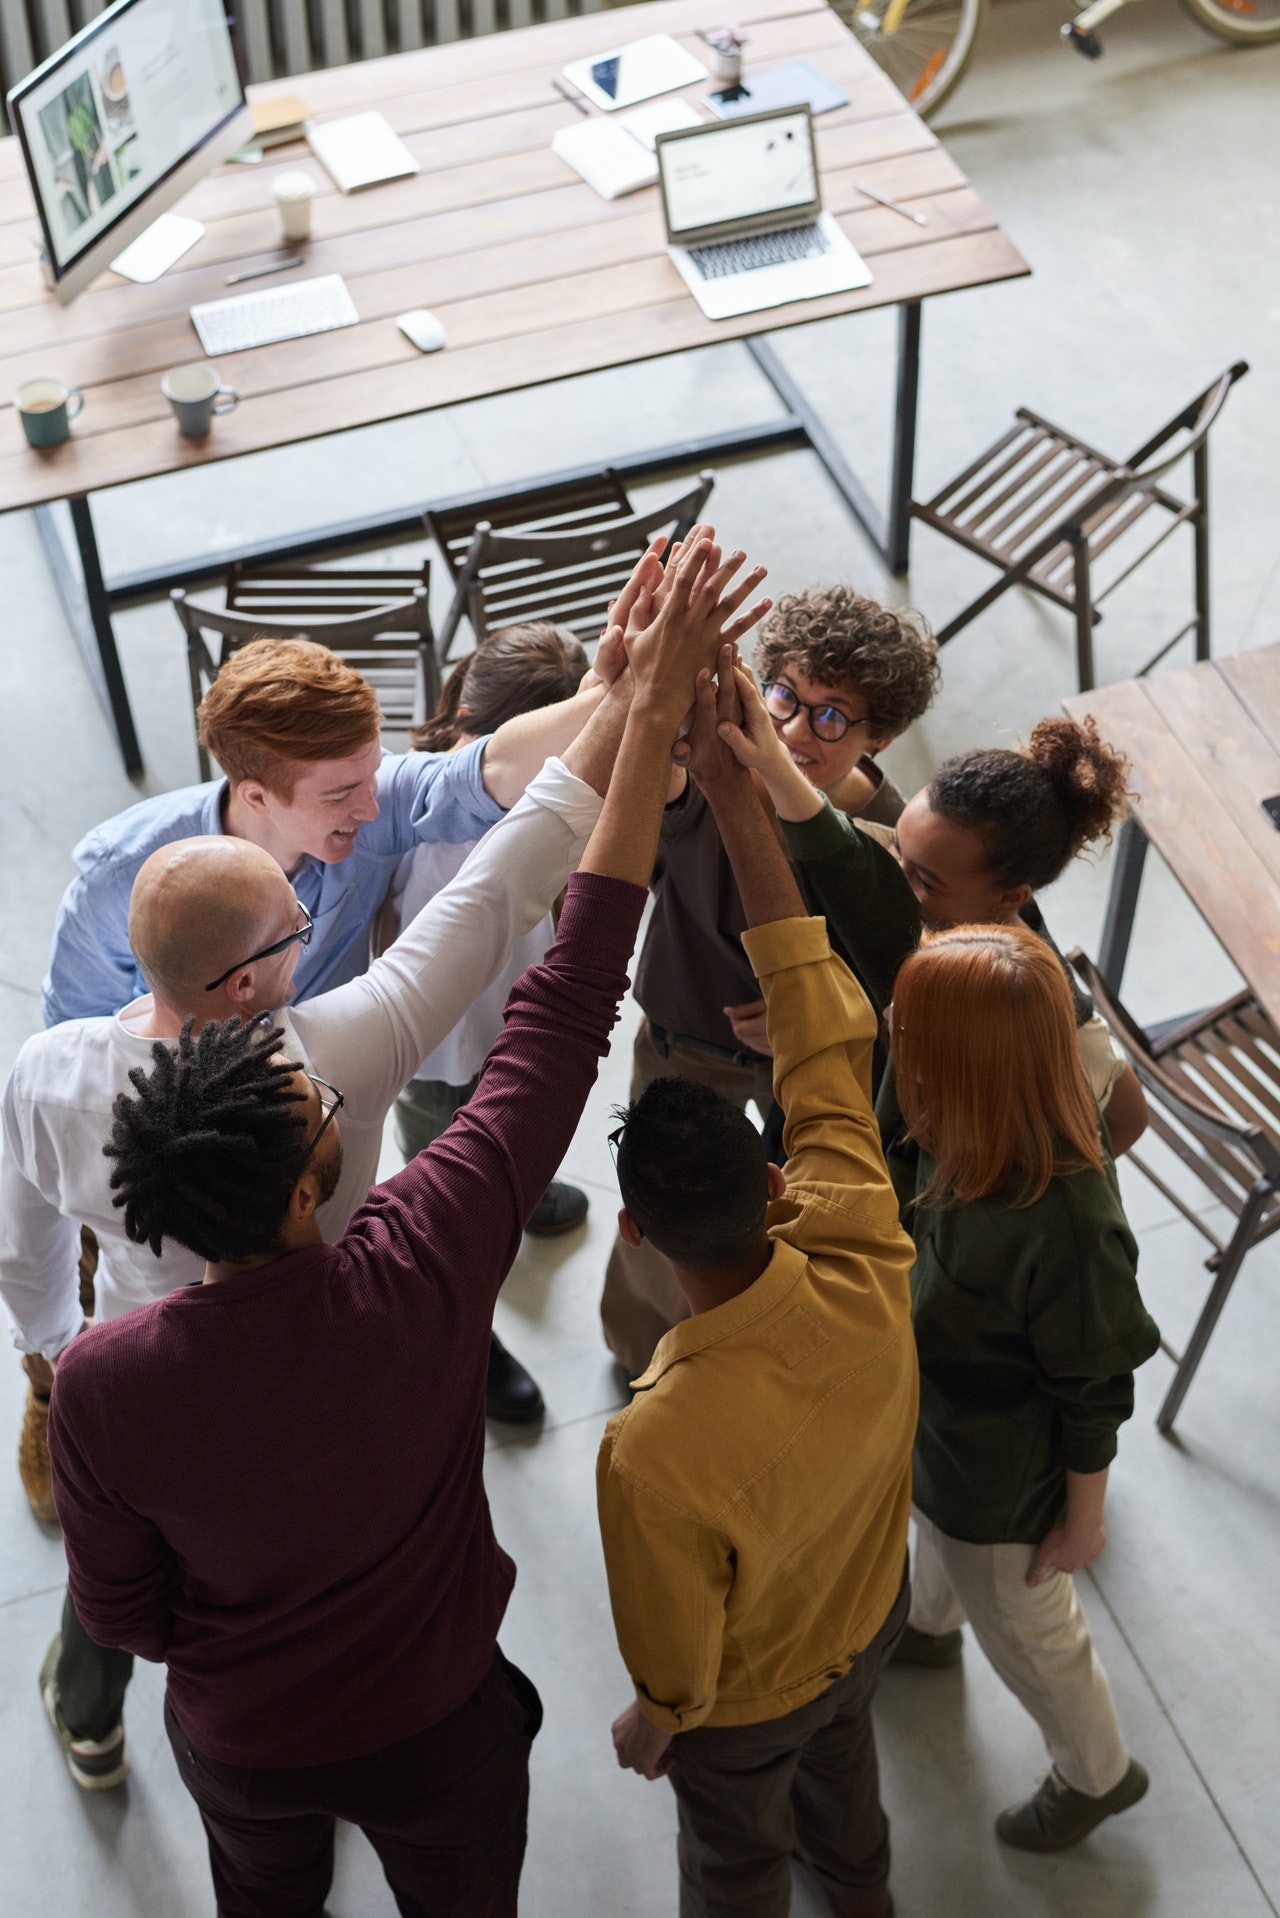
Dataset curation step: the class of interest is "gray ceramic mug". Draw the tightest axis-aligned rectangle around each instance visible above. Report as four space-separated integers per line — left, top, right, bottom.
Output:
162 363 239 439
15 377 84 448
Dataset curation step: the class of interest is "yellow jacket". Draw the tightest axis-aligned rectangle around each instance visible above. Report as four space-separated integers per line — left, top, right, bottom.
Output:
596 916 918 1733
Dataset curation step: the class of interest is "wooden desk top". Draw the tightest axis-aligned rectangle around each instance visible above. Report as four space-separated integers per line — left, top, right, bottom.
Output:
1066 648 1280 1028
0 0 1028 513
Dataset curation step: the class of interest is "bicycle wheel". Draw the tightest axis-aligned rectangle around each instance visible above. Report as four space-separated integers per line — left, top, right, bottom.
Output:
833 0 988 119
1177 0 1280 43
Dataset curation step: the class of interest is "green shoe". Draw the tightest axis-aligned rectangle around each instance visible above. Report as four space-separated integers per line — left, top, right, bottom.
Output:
996 1760 1148 1852
889 1625 964 1669
40 1636 130 1791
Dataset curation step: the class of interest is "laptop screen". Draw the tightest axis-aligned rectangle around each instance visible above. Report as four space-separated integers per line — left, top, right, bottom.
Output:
658 108 818 242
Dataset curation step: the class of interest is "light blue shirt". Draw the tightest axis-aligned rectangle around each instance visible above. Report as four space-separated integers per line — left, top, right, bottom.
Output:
42 742 503 1027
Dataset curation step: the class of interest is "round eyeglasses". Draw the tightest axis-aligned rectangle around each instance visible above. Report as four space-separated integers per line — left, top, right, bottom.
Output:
299 1074 344 1171
761 682 870 745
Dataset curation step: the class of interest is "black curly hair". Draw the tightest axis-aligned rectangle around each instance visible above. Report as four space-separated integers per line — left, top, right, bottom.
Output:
104 1016 311 1263
928 716 1131 892
753 586 940 739
613 1078 769 1267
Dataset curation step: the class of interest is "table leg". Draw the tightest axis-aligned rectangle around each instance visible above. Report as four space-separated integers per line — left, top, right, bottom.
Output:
887 300 922 577
1098 815 1148 991
33 495 143 776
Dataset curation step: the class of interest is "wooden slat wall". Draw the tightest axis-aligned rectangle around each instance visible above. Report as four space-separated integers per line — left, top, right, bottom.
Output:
0 0 611 129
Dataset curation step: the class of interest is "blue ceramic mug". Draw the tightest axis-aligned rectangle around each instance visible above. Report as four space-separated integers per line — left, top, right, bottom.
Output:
15 378 83 448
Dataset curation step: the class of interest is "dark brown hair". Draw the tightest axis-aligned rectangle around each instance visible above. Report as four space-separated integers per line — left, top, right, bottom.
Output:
413 622 588 751
928 716 1130 891
894 923 1104 1209
753 586 939 739
197 639 381 796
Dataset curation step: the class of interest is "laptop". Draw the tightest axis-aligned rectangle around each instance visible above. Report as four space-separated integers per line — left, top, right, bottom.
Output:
655 105 871 322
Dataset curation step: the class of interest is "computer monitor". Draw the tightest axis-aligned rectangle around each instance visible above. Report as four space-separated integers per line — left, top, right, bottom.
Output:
7 0 250 305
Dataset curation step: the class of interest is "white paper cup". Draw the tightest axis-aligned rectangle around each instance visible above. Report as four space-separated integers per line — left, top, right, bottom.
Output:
271 171 317 244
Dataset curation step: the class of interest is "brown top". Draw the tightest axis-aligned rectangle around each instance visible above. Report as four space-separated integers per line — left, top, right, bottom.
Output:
634 759 905 1048
1065 645 1280 1032
0 0 1029 515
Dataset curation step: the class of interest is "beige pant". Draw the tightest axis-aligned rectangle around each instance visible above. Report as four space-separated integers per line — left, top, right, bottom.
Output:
909 1509 1130 1797
600 1019 775 1379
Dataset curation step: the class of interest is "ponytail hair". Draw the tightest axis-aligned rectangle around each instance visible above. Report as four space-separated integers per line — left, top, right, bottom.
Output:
893 922 1104 1209
927 716 1129 892
413 621 589 751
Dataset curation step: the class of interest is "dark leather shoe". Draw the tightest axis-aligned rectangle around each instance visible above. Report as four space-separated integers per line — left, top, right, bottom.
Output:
524 1181 589 1237
487 1334 545 1424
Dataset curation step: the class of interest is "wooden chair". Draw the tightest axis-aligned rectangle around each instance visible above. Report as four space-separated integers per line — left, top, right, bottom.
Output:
174 563 439 780
1069 947 1280 1434
425 468 715 658
911 362 1248 692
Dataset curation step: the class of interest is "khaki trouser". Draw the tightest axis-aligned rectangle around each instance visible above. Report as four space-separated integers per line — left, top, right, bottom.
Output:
600 1019 775 1379
909 1509 1130 1797
672 1567 909 1918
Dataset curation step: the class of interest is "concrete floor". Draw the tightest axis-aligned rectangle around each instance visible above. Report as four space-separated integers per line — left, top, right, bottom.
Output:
2 1 1279 1912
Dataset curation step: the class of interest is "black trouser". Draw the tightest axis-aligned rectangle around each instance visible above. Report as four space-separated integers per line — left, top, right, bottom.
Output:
672 1568 909 1918
57 1588 133 1741
166 1649 542 1918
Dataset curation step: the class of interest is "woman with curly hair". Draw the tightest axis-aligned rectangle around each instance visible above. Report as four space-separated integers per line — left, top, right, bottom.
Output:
600 585 941 1378
717 671 1160 1855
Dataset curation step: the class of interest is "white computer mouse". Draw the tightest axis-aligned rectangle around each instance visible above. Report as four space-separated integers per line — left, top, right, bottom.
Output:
397 308 447 353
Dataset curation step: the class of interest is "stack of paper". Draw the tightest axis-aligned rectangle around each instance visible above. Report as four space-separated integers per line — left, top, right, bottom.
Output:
306 112 419 193
552 98 703 200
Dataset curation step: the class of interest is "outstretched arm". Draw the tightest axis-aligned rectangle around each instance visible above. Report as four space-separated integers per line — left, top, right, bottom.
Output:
347 539 772 1299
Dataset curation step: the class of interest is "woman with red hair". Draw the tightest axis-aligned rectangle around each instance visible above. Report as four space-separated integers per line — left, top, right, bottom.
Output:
718 670 1160 1855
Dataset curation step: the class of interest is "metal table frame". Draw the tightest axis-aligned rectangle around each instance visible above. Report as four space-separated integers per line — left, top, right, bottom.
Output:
1097 815 1150 991
32 304 923 778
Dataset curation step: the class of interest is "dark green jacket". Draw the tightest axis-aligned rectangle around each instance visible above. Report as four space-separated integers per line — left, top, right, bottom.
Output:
781 798 1160 1544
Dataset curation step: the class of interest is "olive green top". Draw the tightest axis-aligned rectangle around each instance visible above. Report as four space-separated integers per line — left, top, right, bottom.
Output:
781 798 1159 1544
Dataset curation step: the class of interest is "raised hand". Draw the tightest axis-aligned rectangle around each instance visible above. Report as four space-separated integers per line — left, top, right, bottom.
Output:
681 647 751 795
628 538 771 729
582 536 670 690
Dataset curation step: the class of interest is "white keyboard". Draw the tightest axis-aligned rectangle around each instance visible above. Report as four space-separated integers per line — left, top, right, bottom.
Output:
189 274 359 356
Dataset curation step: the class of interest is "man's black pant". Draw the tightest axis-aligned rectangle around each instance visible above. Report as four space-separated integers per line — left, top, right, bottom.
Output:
165 1650 542 1918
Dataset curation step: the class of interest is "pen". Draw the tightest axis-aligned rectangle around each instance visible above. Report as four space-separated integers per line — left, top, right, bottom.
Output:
552 76 591 116
225 255 306 285
854 181 927 227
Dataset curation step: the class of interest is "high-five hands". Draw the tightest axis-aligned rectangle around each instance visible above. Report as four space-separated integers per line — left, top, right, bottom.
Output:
627 535 770 728
715 657 824 825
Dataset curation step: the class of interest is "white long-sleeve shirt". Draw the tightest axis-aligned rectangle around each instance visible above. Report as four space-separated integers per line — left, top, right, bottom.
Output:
0 759 601 1360
392 840 556 1089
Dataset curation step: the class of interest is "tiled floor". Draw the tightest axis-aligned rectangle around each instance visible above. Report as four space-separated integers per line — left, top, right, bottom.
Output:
2 0 1279 1911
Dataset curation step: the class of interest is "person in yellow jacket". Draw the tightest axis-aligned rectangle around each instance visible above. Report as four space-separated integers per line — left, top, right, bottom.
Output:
597 654 918 1918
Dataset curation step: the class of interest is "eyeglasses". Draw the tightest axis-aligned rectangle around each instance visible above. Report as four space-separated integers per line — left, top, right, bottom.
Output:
204 900 314 993
761 681 871 745
299 1074 343 1171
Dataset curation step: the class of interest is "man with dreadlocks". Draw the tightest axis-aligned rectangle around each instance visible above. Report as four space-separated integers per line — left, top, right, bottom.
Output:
44 534 769 1915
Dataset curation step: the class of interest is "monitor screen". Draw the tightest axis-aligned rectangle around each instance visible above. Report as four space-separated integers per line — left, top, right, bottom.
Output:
11 0 243 279
658 110 817 240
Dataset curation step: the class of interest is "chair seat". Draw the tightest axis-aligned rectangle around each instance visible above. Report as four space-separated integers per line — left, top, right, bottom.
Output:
915 409 1186 613
1144 993 1280 1234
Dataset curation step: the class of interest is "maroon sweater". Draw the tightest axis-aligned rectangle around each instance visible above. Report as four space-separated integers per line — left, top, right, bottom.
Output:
49 871 645 1769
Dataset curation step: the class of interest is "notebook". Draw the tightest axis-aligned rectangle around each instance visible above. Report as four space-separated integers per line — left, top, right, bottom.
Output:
306 112 419 192
706 62 850 120
552 98 703 199
562 34 707 113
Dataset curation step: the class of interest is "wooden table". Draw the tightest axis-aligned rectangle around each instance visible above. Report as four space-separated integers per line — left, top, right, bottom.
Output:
0 0 1028 770
1066 646 1280 1031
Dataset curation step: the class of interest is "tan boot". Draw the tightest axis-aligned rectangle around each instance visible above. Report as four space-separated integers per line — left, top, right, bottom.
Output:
19 1383 58 1525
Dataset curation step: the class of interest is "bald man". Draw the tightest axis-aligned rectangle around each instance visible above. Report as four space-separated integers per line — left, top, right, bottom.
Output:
0 749 610 1791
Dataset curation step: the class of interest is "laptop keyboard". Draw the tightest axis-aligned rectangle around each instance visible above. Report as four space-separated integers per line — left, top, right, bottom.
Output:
687 223 830 281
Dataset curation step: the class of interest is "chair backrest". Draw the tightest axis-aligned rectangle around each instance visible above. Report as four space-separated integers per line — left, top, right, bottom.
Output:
174 567 437 780
1068 948 1280 1185
426 470 635 587
433 470 716 654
